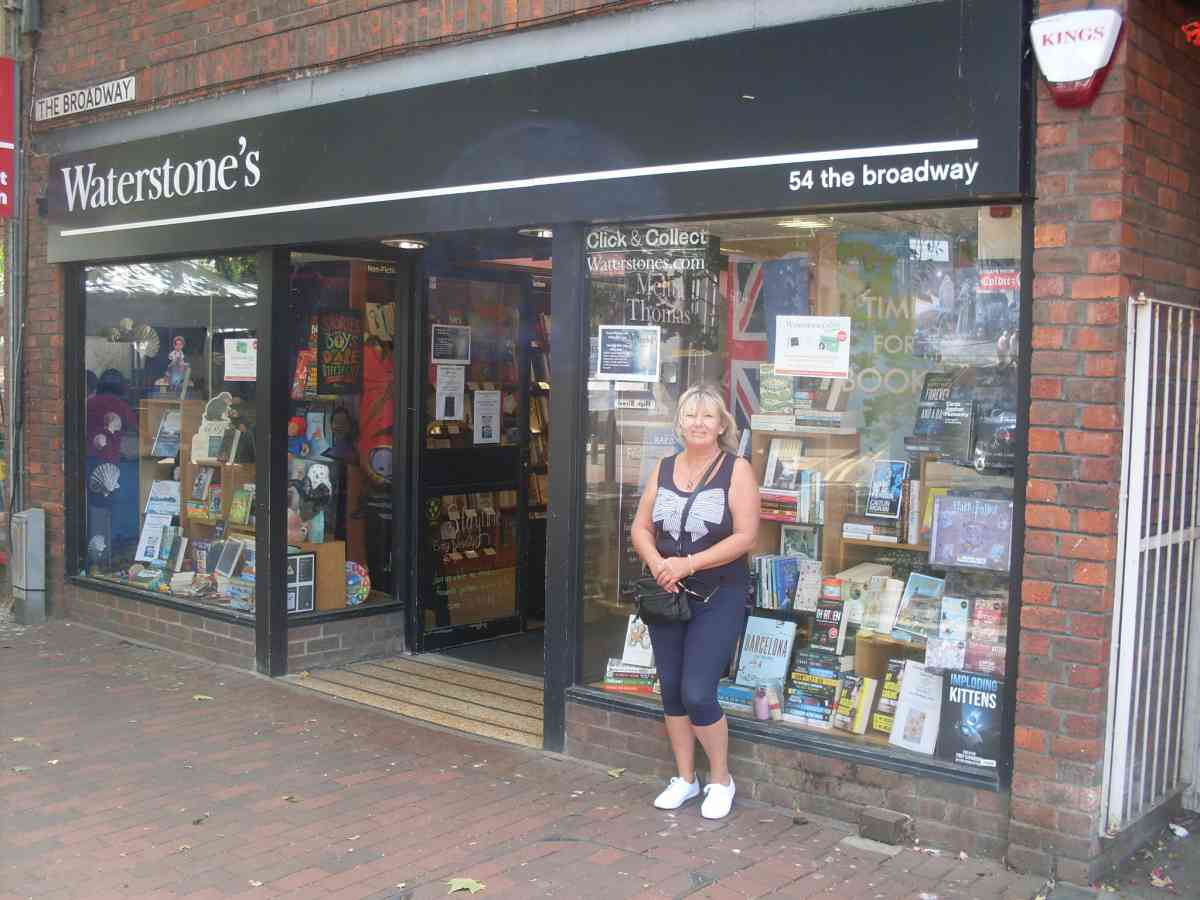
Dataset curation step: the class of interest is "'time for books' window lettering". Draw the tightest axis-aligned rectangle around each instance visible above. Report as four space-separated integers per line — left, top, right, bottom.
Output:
582 206 1022 778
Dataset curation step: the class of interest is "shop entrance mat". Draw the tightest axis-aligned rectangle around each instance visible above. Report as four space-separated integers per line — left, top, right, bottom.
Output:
287 654 543 748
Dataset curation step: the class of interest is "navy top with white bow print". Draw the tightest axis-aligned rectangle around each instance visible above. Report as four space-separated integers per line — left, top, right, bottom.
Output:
651 452 750 594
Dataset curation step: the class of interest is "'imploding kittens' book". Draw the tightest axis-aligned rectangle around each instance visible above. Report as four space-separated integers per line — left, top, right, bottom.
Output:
937 670 1005 769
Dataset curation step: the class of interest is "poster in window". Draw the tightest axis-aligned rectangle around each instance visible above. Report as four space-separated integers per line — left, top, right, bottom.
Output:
473 390 501 445
431 323 471 365
317 309 363 394
772 316 852 378
224 338 258 382
434 365 466 422
597 325 661 383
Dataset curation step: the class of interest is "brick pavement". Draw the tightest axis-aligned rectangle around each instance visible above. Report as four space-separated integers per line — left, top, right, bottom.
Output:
0 611 1047 900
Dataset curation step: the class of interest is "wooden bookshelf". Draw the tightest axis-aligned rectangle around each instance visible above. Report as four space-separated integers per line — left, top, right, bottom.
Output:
841 538 930 554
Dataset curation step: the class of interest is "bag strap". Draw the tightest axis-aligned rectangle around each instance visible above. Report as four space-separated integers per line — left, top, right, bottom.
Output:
676 451 725 556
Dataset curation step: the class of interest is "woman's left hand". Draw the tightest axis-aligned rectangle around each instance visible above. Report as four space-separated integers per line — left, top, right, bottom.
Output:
655 556 688 591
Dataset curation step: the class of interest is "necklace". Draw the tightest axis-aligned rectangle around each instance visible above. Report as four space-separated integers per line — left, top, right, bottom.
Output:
683 449 721 490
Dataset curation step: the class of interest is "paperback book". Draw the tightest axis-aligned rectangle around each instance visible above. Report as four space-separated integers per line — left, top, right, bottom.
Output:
150 410 182 459
621 614 654 668
735 616 798 687
758 364 794 414
143 480 181 517
890 573 946 644
865 460 909 519
190 466 216 501
811 593 848 655
887 661 943 755
134 513 174 563
869 658 906 736
831 674 878 735
912 371 955 439
763 438 807 491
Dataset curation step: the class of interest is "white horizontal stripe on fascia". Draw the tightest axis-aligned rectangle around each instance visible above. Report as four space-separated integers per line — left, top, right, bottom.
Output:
38 0 934 156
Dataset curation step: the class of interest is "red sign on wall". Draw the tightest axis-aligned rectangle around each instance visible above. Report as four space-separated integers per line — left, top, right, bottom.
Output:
0 57 15 219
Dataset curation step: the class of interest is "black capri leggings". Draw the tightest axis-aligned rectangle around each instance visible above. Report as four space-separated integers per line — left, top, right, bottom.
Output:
646 585 747 727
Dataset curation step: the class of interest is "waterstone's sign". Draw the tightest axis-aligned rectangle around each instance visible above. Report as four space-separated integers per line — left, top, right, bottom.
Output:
46 1 1024 263
35 75 136 122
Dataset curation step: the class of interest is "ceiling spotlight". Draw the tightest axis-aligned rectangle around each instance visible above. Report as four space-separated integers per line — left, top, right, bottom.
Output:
381 237 427 250
777 217 833 230
519 227 554 239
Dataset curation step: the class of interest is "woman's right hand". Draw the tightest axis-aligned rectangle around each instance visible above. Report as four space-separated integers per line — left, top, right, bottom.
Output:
654 556 687 592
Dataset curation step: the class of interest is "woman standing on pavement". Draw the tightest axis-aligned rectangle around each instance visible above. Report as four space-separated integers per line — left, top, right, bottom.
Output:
629 384 760 819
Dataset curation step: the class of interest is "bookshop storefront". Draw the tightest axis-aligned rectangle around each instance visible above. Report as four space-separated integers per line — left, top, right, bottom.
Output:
48 0 1029 852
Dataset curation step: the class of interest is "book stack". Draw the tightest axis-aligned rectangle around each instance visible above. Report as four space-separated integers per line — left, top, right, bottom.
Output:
717 679 756 714
760 475 824 524
793 377 851 432
782 648 844 728
602 657 657 694
760 489 801 524
842 514 901 543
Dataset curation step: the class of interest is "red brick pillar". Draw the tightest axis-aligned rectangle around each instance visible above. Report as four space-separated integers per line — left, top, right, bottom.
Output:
1011 0 1200 882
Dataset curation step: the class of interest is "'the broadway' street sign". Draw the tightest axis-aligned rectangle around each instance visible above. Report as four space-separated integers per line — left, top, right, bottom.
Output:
35 75 135 122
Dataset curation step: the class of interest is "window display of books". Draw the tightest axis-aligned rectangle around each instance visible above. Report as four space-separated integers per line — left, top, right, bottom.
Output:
91 392 259 612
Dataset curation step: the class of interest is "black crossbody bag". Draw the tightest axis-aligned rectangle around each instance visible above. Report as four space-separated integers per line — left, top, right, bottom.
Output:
632 452 725 626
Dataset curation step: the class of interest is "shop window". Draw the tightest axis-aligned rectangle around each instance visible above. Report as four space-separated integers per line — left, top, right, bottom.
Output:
81 257 259 612
286 255 403 614
582 207 1022 775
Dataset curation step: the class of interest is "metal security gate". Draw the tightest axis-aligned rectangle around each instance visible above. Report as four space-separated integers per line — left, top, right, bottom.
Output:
1103 294 1200 832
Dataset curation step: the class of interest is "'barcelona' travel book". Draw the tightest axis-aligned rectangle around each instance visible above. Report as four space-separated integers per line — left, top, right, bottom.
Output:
734 616 798 687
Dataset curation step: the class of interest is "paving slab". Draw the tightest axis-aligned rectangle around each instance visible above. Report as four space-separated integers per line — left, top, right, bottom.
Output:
0 607 1048 899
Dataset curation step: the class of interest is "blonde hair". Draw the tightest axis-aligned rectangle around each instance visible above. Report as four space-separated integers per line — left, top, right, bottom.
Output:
674 384 740 455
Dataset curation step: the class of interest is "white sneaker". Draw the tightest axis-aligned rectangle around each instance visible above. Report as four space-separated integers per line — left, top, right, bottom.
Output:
701 777 735 819
654 776 700 810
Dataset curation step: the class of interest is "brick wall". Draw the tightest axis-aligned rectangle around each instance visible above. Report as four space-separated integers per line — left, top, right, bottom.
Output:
287 612 405 673
64 583 256 669
1013 0 1200 884
34 0 666 128
567 703 1013 860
